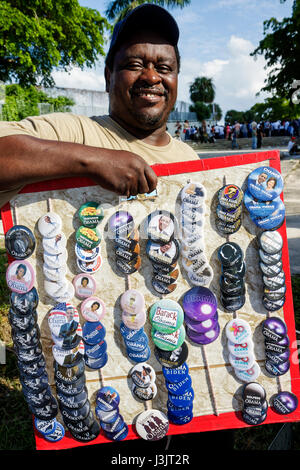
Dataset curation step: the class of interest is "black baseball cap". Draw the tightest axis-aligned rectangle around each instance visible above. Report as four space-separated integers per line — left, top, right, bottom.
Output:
105 4 180 69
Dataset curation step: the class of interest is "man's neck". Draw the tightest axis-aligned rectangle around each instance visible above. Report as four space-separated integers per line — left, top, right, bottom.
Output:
110 114 170 146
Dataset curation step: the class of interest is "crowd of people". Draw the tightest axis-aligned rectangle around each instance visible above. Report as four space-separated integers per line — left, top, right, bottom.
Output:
173 118 300 151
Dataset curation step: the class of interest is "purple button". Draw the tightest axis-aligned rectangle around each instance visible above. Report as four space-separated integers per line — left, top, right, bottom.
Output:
186 322 220 345
182 287 218 322
262 316 287 343
272 391 298 415
184 311 218 334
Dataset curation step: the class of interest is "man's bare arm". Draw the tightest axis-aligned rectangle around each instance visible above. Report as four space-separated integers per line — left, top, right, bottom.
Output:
0 135 158 197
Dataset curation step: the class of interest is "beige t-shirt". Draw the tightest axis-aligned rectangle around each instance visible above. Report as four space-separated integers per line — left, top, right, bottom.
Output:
0 113 199 208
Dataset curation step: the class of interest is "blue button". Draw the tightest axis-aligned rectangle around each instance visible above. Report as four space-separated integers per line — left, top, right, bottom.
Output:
250 199 285 230
82 321 106 345
105 423 129 441
244 190 281 217
100 413 124 433
43 421 65 442
168 410 193 425
124 332 149 352
247 166 283 201
85 352 108 370
96 386 120 412
167 400 193 417
120 322 144 341
127 345 151 363
165 374 192 395
84 339 107 359
168 387 194 407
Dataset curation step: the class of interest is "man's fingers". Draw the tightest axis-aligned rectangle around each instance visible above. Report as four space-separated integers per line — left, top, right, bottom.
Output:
144 165 158 194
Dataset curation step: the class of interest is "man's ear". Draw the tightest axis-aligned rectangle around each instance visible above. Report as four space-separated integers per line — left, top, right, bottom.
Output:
105 66 111 93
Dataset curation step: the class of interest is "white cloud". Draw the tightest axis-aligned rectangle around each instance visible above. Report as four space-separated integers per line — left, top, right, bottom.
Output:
52 66 106 91
177 35 270 120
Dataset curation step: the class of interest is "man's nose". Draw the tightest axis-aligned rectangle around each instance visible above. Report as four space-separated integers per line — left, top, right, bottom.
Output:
139 65 162 85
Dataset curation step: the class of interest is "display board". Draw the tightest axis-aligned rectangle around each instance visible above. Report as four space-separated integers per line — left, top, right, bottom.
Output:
1 150 300 451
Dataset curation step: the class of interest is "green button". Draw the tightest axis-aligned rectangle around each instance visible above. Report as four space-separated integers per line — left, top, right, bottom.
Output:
76 225 102 250
151 324 186 351
149 299 184 334
78 202 104 228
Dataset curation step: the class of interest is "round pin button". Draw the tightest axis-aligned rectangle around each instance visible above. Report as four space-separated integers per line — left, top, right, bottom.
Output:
60 399 91 422
242 382 266 407
120 322 144 342
116 256 141 275
218 184 244 209
263 271 286 290
215 217 241 235
43 264 67 283
75 243 100 263
151 279 177 295
265 359 290 377
96 386 120 412
6 260 35 294
162 362 189 383
127 345 151 363
9 287 39 316
181 182 206 207
184 311 218 335
262 295 286 312
243 190 281 217
132 382 157 401
146 239 180 266
38 212 62 238
54 358 85 384
259 249 282 266
69 420 101 442
44 279 75 303
183 286 218 322
146 210 176 244
260 260 283 278
216 204 242 223
120 289 145 315
34 417 57 436
229 352 255 371
186 323 220 345
78 202 104 228
48 303 79 338
227 339 254 358
43 251 68 271
81 296 106 322
95 406 119 424
122 310 146 330
42 232 67 256
168 387 194 407
151 324 185 351
262 316 287 342
85 351 108 370
265 348 290 365
52 340 85 367
109 211 134 238
165 374 192 396
5 225 36 260
234 362 261 382
149 299 184 334
154 342 188 369
135 409 169 441
251 200 285 231
125 332 149 353
272 391 298 415
77 255 102 274
259 230 283 254
104 423 129 442
247 166 283 201
218 242 243 267
82 321 106 345
73 274 96 299
130 362 156 388
225 318 252 344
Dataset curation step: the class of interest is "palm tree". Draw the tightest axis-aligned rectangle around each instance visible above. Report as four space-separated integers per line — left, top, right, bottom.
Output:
105 0 191 23
189 77 215 104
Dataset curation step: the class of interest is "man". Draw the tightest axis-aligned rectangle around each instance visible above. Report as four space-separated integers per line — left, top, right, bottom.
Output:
251 120 258 149
0 4 199 210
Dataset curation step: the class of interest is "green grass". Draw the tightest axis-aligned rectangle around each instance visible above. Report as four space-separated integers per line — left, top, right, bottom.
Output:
0 239 300 451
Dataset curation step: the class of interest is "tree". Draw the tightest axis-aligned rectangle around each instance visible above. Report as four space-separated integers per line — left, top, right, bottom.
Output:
189 101 211 122
189 77 215 104
1 84 75 121
0 0 111 87
105 0 191 23
251 0 300 101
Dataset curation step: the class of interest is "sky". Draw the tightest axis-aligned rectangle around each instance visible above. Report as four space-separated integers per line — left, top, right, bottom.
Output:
52 0 294 121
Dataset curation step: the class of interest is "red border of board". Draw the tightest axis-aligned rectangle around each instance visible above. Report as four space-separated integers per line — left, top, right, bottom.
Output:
2 150 300 451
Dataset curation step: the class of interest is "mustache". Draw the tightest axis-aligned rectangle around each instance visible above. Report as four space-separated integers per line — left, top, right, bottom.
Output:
130 85 168 98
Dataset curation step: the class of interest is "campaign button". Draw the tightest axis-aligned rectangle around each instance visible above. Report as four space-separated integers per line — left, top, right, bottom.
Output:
116 256 141 275
120 322 144 341
120 289 145 315
229 352 255 371
77 255 102 274
9 287 39 316
181 182 206 207
184 312 218 334
84 339 107 359
264 338 289 355
20 370 49 393
181 204 205 224
227 339 254 358
75 243 100 263
182 254 208 276
167 400 193 417
162 362 189 383
151 325 185 351
96 386 120 412
43 250 67 270
265 359 290 377
95 406 119 424
5 225 36 260
29 394 59 421
221 293 246 312
81 296 106 322
259 249 282 266
115 233 139 252
52 340 85 367
73 274 96 299
34 417 57 436
76 225 101 250
218 184 244 209
109 211 134 238
260 260 282 278
17 354 46 378
222 261 246 281
242 410 267 425
60 400 91 422
23 385 54 408
125 333 149 353
42 421 65 442
181 218 204 237
38 212 62 238
165 374 192 395
181 243 205 263
262 316 287 342
78 201 104 228
146 239 180 266
44 279 75 303
64 411 95 434
15 342 43 364
262 295 286 312
242 382 266 407
234 362 261 382
264 285 286 301
122 309 146 330
272 391 298 415
220 276 245 296
135 409 169 441
54 358 85 384
100 414 124 433
247 166 283 201
243 190 281 217
168 388 194 407
12 323 40 350
187 323 220 345
154 342 188 369
43 264 67 283
216 204 242 223
259 230 283 254
130 363 156 388
153 269 179 286
215 217 241 235
70 419 100 442
243 401 268 418
218 242 244 267
149 299 184 334
48 303 79 338
182 286 218 322
251 200 285 230
265 348 290 365
127 345 151 363
82 321 106 345
42 232 67 255
57 385 88 410
105 423 129 442
263 271 285 290
55 373 86 396
8 308 37 332
132 382 157 401
225 318 252 344
167 410 193 425
151 279 177 295
152 261 178 275
6 260 35 294
115 246 139 263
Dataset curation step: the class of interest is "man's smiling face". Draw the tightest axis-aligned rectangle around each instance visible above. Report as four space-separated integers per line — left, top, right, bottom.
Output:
105 29 178 137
